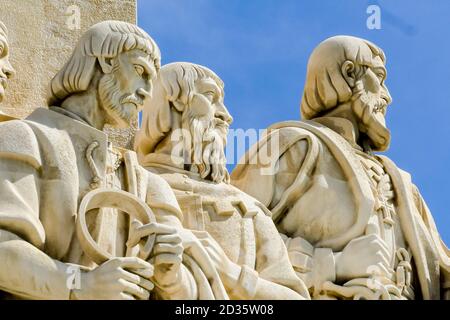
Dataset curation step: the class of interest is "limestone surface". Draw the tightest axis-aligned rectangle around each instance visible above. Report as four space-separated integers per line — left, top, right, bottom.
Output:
0 0 137 148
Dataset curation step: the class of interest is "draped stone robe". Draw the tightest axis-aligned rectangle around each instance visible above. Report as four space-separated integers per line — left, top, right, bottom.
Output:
232 117 450 300
141 157 309 300
0 107 196 299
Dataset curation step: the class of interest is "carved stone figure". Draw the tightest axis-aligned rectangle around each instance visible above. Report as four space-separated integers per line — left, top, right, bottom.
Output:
0 21 15 120
0 21 199 300
232 36 450 300
134 62 310 300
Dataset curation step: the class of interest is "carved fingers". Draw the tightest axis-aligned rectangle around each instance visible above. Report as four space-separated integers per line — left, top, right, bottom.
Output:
196 231 235 276
72 257 154 300
153 239 183 267
118 278 150 300
336 234 393 282
118 268 154 291
127 221 178 248
126 222 185 288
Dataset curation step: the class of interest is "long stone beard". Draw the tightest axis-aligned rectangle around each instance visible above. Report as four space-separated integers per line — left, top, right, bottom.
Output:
98 74 137 127
181 108 230 184
351 90 391 151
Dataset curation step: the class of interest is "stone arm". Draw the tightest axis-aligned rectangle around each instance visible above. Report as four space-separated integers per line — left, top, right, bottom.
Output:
272 139 340 297
232 133 359 298
0 159 198 300
0 158 73 299
144 174 198 299
271 138 387 298
148 208 198 300
199 211 310 299
244 212 310 300
280 234 337 297
411 184 450 300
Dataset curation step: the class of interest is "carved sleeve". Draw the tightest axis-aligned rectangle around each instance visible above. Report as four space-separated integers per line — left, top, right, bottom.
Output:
270 138 309 210
231 127 316 220
0 158 72 299
281 234 337 298
0 158 45 248
251 212 310 299
411 184 450 299
146 172 184 222
145 175 199 299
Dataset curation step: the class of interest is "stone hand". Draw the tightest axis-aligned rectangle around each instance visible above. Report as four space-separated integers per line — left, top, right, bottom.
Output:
127 221 183 287
335 234 392 282
71 257 154 300
195 231 241 287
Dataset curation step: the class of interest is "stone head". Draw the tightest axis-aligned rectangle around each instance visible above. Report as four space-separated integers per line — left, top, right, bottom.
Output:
49 20 160 128
301 35 392 151
135 62 232 183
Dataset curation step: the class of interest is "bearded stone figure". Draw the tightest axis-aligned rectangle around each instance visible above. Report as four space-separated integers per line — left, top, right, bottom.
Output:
232 36 450 300
0 21 16 120
134 62 310 299
0 21 204 300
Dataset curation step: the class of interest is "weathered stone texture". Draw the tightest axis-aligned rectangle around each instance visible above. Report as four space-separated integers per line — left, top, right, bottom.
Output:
0 0 137 147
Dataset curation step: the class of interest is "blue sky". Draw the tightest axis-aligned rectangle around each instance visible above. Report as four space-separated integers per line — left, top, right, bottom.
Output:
137 0 450 245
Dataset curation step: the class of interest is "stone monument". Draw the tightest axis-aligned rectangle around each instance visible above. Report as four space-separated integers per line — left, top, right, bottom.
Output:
0 20 197 300
0 1 448 301
232 35 450 300
134 62 310 300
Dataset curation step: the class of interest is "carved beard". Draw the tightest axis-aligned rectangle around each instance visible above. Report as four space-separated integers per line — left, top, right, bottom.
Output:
98 73 141 127
351 89 391 151
181 108 230 184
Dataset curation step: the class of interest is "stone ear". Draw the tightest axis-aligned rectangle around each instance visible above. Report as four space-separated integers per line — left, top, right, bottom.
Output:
341 60 356 88
98 56 114 74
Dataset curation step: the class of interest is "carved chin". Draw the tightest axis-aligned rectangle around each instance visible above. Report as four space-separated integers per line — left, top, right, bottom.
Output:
113 103 137 127
352 95 391 151
366 115 391 151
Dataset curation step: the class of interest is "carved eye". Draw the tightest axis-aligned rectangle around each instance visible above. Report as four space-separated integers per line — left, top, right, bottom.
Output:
203 91 215 102
134 65 145 77
375 72 385 83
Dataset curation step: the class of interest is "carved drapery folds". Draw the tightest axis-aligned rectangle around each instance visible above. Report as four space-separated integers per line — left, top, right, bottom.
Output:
0 7 448 300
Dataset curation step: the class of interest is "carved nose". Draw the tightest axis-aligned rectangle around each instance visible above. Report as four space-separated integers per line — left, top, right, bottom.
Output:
137 87 151 101
215 103 233 125
2 61 15 79
381 86 392 105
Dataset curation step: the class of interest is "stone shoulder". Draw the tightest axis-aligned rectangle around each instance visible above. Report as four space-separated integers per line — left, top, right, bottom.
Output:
0 120 42 169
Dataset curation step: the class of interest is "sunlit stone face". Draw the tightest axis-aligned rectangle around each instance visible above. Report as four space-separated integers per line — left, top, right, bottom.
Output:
99 49 157 128
352 56 393 151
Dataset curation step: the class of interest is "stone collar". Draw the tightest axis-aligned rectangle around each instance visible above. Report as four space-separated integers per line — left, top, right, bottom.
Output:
312 116 363 151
